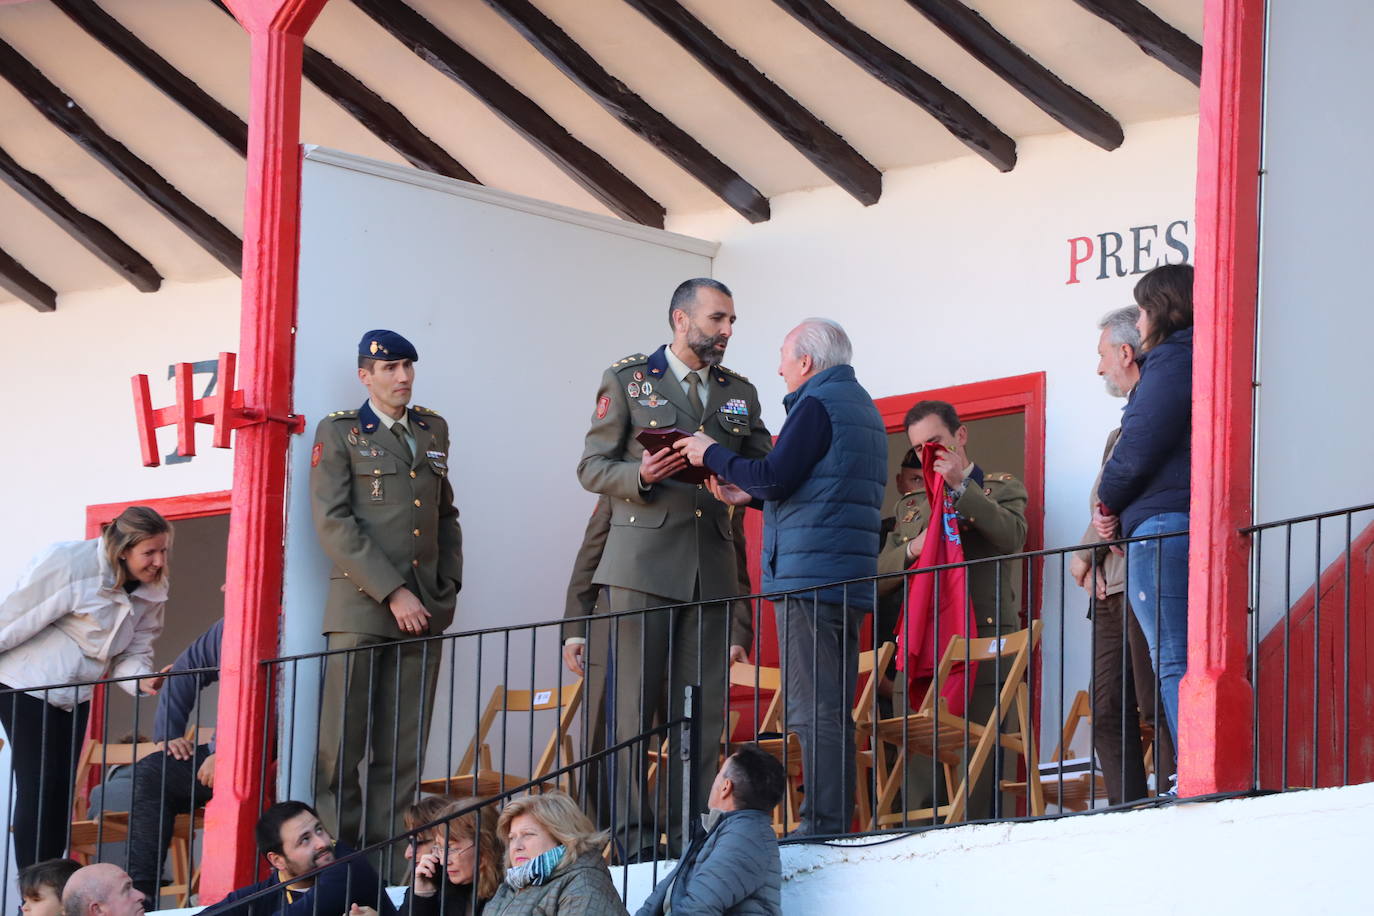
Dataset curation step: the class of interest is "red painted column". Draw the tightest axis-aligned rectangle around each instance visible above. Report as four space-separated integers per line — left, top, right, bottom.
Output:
1179 0 1265 796
201 0 329 900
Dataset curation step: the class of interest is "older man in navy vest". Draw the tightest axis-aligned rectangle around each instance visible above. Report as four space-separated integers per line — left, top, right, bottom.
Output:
677 318 886 835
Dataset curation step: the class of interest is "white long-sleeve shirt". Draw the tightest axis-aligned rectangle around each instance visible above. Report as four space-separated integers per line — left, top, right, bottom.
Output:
0 538 167 709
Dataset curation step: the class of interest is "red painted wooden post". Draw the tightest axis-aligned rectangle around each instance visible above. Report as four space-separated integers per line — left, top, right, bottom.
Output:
1179 0 1265 796
200 0 329 900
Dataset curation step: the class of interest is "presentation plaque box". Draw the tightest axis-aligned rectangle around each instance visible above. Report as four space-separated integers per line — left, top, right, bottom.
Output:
635 427 712 485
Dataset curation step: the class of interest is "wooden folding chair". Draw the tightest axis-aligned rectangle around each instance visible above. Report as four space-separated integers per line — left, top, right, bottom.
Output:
734 641 897 836
419 679 584 798
1002 689 1106 811
863 622 1044 828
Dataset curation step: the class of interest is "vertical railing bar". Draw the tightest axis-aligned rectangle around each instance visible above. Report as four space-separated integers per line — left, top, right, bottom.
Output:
1282 524 1292 790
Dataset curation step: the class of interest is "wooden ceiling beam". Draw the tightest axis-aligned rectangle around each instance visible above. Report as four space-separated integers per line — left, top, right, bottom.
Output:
484 0 768 223
770 0 1015 171
52 0 248 155
0 143 162 292
1072 0 1202 86
0 245 57 312
625 0 883 204
0 37 243 274
351 0 665 227
203 0 478 182
906 0 1122 151
302 45 480 183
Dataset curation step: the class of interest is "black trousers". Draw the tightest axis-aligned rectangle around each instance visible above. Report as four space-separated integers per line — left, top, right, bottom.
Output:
126 744 213 895
0 686 89 867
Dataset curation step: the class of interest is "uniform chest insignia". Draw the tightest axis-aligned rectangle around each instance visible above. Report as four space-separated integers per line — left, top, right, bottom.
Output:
633 370 645 381
719 398 749 417
627 381 641 398
347 432 358 445
370 478 384 502
901 509 918 523
640 381 653 396
426 449 445 459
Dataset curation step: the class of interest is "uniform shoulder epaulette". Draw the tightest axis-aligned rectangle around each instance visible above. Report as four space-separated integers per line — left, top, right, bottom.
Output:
413 405 442 416
718 365 750 383
610 353 648 369
326 409 358 419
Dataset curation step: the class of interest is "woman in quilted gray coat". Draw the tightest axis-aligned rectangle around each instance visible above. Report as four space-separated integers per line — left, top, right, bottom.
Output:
484 791 628 916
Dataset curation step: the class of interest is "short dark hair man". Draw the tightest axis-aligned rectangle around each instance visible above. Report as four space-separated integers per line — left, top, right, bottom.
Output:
202 802 397 916
901 399 1028 819
576 279 771 858
311 330 463 881
635 747 786 916
677 317 887 836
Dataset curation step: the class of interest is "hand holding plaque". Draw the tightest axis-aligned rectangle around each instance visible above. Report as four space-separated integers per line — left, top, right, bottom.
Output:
637 427 712 484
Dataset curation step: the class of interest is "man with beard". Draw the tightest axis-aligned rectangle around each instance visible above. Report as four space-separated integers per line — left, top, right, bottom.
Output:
201 802 397 916
575 278 771 860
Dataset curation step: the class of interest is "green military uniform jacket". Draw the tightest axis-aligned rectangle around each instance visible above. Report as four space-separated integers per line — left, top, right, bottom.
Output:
562 495 755 647
576 345 771 604
875 467 1027 637
310 401 463 638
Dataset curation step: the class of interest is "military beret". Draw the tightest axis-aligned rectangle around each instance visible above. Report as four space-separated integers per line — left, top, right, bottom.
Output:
900 447 921 470
359 329 418 362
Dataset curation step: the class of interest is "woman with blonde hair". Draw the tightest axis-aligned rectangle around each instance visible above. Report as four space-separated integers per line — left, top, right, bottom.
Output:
403 797 502 915
0 506 172 867
485 791 626 915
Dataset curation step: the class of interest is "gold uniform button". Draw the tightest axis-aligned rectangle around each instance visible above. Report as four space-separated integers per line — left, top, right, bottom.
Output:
414 499 422 507
985 617 994 625
409 470 417 479
629 515 636 523
413 528 421 536
373 468 381 476
697 484 703 490
412 559 420 567
695 509 703 518
650 420 658 427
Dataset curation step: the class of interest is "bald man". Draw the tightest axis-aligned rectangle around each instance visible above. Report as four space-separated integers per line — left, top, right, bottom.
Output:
61 865 144 916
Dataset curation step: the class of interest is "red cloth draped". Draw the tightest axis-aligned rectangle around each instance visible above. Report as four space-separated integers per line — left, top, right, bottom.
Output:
894 442 978 715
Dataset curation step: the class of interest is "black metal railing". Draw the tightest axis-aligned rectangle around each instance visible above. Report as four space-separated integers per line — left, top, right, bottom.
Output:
9 505 1374 912
0 665 219 915
1244 500 1374 792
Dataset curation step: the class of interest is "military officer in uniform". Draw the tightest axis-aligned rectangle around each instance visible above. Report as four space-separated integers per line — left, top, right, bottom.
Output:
901 400 1027 821
575 277 771 859
310 330 462 882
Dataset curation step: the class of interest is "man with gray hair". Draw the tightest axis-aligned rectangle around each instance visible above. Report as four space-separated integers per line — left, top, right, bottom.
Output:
1069 305 1176 803
677 317 886 835
61 864 145 916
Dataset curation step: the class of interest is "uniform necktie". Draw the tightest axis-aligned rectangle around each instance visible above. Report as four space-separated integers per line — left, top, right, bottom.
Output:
685 371 704 423
392 422 413 464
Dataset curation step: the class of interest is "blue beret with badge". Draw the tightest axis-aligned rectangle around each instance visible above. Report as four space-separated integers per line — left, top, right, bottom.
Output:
359 329 419 362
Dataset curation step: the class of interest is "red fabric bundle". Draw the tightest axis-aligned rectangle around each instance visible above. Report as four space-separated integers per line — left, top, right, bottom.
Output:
894 441 978 714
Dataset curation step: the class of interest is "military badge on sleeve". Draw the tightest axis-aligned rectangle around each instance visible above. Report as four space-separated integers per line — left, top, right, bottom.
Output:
596 396 610 419
311 442 322 467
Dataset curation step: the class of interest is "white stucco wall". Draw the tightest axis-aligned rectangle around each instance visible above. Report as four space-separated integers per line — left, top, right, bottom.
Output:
0 276 239 587
770 782 1372 915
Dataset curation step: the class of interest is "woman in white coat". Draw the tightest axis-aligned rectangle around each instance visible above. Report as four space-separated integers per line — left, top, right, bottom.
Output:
0 506 171 866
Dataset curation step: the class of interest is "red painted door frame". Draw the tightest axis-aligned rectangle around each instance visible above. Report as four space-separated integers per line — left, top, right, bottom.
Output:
1180 0 1264 796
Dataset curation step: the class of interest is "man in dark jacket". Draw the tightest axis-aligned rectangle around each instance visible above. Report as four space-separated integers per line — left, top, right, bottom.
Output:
127 618 223 906
635 746 786 916
677 317 887 836
201 801 397 916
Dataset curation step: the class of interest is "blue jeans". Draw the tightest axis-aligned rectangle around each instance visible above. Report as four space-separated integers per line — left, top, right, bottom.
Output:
1126 512 1190 746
